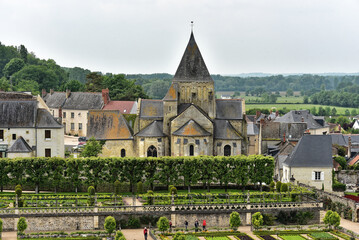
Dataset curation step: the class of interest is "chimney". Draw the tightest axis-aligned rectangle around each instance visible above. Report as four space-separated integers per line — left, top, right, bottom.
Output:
256 110 261 119
66 89 71 98
301 116 304 122
50 89 54 95
348 136 352 158
102 88 110 105
275 110 279 117
41 89 47 98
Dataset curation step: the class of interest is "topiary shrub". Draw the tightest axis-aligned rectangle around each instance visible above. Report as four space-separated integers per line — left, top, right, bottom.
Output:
114 180 121 195
87 186 95 206
157 216 169 233
0 218 3 235
17 217 27 235
269 181 275 192
168 185 174 192
136 181 143 194
280 183 288 193
276 181 282 192
170 186 177 195
115 231 125 240
104 216 116 237
147 190 154 205
229 211 241 230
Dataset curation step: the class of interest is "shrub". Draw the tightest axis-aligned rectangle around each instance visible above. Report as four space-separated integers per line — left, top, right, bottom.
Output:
0 218 3 234
230 211 241 230
276 181 282 192
280 183 288 193
269 181 275 192
15 185 22 198
88 186 95 195
262 213 275 226
17 217 27 234
323 210 340 229
115 230 124 240
147 190 154 205
168 185 174 192
137 181 143 194
127 216 140 228
104 216 116 236
114 180 121 195
157 216 170 233
173 232 185 240
170 186 177 195
252 212 264 230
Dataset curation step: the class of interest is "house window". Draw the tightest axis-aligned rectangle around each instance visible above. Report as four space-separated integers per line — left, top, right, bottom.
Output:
224 145 231 156
313 171 323 180
79 123 82 130
157 138 162 142
71 123 75 130
45 130 51 139
195 139 200 145
71 112 74 118
63 112 66 118
147 145 157 157
189 145 194 156
0 130 3 141
12 134 16 140
26 131 29 134
45 148 51 157
121 149 126 157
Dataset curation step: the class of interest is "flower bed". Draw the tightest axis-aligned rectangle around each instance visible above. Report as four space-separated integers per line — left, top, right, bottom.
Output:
258 236 276 240
235 235 254 240
204 237 230 240
279 235 307 240
309 232 337 240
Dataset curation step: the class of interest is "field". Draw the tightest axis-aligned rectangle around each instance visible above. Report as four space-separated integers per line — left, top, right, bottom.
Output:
245 103 357 115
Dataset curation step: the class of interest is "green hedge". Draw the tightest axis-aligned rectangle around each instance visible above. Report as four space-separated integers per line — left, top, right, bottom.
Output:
0 156 274 193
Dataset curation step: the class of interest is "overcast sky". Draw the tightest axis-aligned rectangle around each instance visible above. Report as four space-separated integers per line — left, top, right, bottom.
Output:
1 0 359 75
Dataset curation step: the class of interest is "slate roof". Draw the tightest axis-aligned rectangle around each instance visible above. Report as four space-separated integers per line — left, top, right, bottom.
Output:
344 135 359 145
283 135 332 168
214 120 242 140
136 120 166 137
43 92 66 108
103 101 137 114
163 83 178 101
173 32 213 82
62 92 104 110
36 109 63 128
247 122 259 136
139 99 163 119
216 99 243 120
330 134 348 146
173 120 211 137
274 110 327 129
8 137 32 153
87 110 133 140
0 100 37 128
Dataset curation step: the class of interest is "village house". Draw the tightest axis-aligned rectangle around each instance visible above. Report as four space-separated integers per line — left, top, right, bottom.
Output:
282 134 333 191
87 31 247 157
0 92 64 158
42 89 109 137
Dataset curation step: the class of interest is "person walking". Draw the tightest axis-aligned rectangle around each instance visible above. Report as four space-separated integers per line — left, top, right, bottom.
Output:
144 227 148 240
202 219 206 231
169 221 172 231
195 219 199 232
184 220 188 231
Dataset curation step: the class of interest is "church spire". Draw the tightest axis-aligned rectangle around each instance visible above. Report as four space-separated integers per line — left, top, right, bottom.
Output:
173 26 213 82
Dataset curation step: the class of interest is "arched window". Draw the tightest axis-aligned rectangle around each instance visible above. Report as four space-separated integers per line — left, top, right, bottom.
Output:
224 145 231 156
147 145 157 157
121 149 126 157
189 145 194 156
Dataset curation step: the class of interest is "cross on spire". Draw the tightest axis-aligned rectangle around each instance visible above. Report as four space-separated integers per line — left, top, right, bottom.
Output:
191 21 194 32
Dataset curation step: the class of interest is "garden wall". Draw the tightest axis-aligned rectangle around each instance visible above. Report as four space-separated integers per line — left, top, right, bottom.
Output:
336 170 359 185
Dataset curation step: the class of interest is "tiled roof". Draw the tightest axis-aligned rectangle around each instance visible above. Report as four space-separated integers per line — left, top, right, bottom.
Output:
348 154 359 166
274 110 327 129
36 109 63 128
139 99 163 119
173 120 211 137
173 32 213 82
0 100 37 128
135 120 166 137
216 99 243 120
103 101 137 114
283 135 332 168
214 120 242 140
8 137 32 153
87 110 133 140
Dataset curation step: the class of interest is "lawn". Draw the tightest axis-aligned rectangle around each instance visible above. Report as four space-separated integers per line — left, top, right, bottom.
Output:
279 235 307 240
185 236 199 240
309 232 337 240
245 103 357 115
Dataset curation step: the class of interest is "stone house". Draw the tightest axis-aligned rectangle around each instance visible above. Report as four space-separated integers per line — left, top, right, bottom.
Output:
282 135 333 191
87 31 247 157
0 92 64 158
42 89 109 136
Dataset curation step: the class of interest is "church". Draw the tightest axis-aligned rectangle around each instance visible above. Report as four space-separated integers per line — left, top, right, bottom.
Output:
87 31 247 157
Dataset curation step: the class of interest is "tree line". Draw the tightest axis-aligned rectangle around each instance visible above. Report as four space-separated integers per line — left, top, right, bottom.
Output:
0 155 274 194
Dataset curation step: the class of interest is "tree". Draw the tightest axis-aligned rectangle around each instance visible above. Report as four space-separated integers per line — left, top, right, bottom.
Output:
114 180 121 195
2 58 25 79
229 211 241 230
48 158 65 193
14 80 39 95
85 72 104 92
303 95 309 104
63 79 85 92
17 217 27 234
19 45 28 63
0 77 11 91
331 108 337 116
66 158 83 193
334 156 347 170
81 137 102 157
252 212 264 230
157 216 170 233
323 210 340 229
286 89 294 97
24 158 48 194
104 216 116 237
0 159 10 192
103 74 148 100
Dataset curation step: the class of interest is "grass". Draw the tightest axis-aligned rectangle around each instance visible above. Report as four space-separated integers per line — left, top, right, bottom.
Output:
279 235 307 240
309 232 337 240
186 236 200 240
245 103 357 115
344 192 359 196
204 237 230 240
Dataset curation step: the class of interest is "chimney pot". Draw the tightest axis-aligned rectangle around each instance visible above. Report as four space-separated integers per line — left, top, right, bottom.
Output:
102 88 110 105
50 89 54 95
41 89 47 98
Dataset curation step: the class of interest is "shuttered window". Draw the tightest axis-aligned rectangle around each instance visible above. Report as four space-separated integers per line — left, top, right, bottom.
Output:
312 171 323 180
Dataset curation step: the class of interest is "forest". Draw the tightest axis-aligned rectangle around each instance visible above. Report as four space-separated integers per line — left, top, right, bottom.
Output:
1 42 359 107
